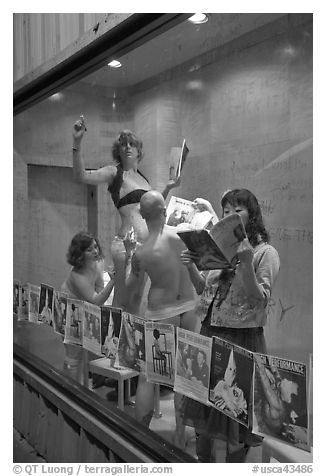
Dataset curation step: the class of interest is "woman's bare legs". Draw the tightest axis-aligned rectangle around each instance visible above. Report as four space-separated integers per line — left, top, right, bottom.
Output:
174 310 200 449
135 372 155 426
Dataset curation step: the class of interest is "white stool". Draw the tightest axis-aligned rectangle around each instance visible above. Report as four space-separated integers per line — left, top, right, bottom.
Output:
89 357 139 411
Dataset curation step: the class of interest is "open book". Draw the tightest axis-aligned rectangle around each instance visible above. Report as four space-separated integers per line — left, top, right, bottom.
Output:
169 139 189 180
177 213 246 270
166 195 214 231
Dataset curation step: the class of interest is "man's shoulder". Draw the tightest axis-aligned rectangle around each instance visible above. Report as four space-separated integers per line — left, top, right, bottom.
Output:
164 225 183 241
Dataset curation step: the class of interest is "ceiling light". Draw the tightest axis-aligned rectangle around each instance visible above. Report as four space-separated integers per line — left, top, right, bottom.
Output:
188 14 208 24
186 80 203 91
108 60 122 68
48 92 63 102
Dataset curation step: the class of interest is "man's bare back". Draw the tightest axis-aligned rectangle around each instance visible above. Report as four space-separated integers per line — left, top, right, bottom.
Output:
136 225 196 310
126 191 196 314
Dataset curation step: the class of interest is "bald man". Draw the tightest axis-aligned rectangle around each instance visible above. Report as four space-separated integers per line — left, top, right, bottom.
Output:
124 191 200 443
125 190 198 322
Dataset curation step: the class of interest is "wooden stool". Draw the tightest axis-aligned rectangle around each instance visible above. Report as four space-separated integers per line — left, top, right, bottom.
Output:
262 438 313 463
89 357 139 411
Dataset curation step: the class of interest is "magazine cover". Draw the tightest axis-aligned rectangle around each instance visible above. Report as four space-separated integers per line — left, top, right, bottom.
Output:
116 312 145 372
53 291 67 336
18 283 29 321
177 213 246 270
169 139 189 180
83 302 102 356
13 279 20 315
28 284 40 323
253 353 309 451
38 283 54 326
166 195 213 231
145 321 175 386
174 328 212 404
208 337 254 427
64 298 84 346
101 306 122 359
209 213 247 264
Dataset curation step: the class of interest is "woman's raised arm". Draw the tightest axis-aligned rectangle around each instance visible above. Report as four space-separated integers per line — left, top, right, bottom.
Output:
72 115 116 186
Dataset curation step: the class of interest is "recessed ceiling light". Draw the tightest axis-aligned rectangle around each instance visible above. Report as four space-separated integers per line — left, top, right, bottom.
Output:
108 60 122 68
48 92 63 102
188 13 208 24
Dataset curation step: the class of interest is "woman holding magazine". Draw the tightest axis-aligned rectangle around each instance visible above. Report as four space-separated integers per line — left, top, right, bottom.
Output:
72 116 180 312
180 188 280 463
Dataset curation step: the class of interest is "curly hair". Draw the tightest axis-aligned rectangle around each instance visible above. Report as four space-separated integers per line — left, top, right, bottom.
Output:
112 130 144 164
221 189 269 246
66 231 104 268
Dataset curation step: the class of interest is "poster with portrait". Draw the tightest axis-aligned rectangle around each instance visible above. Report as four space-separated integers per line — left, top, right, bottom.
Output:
83 302 102 356
116 312 145 373
208 337 254 427
101 306 122 359
38 283 54 326
145 321 175 386
253 353 310 451
53 291 67 336
18 282 29 321
64 298 84 346
13 279 20 315
166 196 213 231
28 283 41 323
174 328 212 404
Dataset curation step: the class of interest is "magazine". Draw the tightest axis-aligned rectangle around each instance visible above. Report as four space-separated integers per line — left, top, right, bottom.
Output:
64 298 84 346
253 353 310 451
13 279 20 315
83 302 102 356
101 306 122 360
145 321 175 386
116 312 145 372
169 139 189 180
38 283 55 326
208 337 254 427
53 291 67 336
177 213 247 270
28 284 40 323
166 195 214 231
18 283 29 321
174 328 212 404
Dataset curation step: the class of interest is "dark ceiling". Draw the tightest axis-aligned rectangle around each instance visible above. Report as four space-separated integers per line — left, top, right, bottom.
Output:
82 13 286 88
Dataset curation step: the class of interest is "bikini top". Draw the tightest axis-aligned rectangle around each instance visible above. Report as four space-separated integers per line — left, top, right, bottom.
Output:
108 164 150 209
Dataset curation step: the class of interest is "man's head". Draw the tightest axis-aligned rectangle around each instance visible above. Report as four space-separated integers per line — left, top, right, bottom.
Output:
140 191 166 222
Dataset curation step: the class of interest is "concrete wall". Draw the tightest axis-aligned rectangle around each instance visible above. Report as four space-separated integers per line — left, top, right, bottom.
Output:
130 14 313 363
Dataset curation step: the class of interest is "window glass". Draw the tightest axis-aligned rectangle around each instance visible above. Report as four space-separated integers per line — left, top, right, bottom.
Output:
14 13 313 458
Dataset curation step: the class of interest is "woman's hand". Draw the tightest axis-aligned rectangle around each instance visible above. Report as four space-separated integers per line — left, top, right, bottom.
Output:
180 250 198 268
237 238 254 266
107 267 116 281
193 198 215 214
73 115 87 145
123 227 137 256
166 175 181 190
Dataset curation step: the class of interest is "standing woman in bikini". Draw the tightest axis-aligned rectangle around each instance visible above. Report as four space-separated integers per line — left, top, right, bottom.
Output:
72 115 179 311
